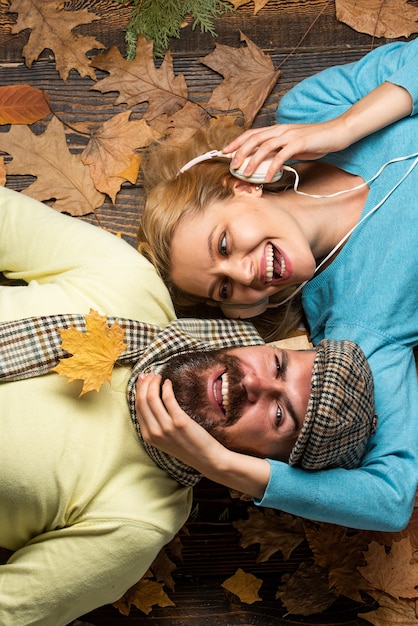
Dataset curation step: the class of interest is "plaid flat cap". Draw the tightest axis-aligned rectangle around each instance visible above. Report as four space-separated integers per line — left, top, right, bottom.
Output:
289 339 377 470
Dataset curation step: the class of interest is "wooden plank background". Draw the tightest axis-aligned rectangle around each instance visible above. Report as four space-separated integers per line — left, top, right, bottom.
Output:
0 1 416 624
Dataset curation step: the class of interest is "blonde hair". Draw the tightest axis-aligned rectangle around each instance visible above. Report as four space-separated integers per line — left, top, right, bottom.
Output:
138 125 304 342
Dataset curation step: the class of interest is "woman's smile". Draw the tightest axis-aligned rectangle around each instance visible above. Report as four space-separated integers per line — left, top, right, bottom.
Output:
170 186 316 306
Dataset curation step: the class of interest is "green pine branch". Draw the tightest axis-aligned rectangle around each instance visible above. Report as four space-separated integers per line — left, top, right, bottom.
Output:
118 0 234 59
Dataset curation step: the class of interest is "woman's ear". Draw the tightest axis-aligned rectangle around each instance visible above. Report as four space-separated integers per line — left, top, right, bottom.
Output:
230 178 263 197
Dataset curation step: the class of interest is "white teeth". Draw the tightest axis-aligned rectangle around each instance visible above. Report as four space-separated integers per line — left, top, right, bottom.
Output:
266 243 274 282
221 372 230 415
266 243 286 282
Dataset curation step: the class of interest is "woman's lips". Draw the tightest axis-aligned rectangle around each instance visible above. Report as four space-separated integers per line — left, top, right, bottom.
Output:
264 243 289 283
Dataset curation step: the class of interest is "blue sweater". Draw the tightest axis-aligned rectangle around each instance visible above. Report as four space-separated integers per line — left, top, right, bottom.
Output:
258 40 418 531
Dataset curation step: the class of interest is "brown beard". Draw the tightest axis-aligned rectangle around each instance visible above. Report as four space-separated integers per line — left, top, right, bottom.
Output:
160 348 246 436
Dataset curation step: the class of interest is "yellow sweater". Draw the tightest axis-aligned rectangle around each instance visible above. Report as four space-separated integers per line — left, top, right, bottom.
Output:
0 187 192 625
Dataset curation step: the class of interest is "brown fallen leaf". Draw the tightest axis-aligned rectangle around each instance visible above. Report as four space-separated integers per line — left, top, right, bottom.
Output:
229 0 271 12
52 309 127 396
233 507 305 562
335 0 418 39
305 522 370 602
0 157 6 187
276 562 340 616
359 594 418 625
92 37 188 121
1 116 105 215
150 102 210 143
358 537 418 600
201 31 281 127
222 568 262 604
81 112 161 203
9 0 105 80
113 573 175 616
0 85 50 125
150 546 178 592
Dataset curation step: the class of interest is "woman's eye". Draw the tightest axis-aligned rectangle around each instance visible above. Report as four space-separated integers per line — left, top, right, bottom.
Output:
276 405 283 425
219 233 228 256
219 281 229 300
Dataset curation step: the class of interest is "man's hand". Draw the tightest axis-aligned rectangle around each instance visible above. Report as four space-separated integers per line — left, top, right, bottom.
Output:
136 373 271 500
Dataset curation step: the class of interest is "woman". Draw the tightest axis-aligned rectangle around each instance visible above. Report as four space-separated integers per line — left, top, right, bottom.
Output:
137 39 418 531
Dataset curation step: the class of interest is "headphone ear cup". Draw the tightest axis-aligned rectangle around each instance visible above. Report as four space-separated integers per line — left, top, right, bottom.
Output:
220 297 269 319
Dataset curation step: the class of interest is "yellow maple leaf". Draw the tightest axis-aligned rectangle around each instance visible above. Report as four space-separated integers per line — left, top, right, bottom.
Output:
222 568 262 604
52 309 127 396
114 574 175 616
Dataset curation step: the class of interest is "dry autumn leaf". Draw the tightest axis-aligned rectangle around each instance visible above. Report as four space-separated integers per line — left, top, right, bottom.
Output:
92 37 188 122
0 85 50 125
304 522 370 602
276 562 340 616
150 101 210 144
201 31 281 127
229 0 271 14
81 112 162 203
335 0 418 39
233 507 305 562
0 157 6 187
358 537 418 600
9 0 105 80
113 574 175 616
52 309 127 396
1 116 105 215
222 568 262 604
359 594 418 625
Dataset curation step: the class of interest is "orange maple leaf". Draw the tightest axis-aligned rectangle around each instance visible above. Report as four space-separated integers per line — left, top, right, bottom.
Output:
91 37 188 121
0 85 50 125
201 31 281 127
52 309 127 396
9 0 105 80
81 112 161 203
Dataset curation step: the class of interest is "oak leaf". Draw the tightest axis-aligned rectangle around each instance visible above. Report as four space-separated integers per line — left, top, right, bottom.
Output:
276 562 340 615
233 508 305 562
335 0 418 39
0 85 50 124
1 116 105 215
92 37 188 121
359 595 418 625
358 537 418 600
201 31 281 127
9 0 105 80
222 568 262 604
113 573 175 616
305 522 370 601
81 112 161 203
52 309 127 396
0 157 5 187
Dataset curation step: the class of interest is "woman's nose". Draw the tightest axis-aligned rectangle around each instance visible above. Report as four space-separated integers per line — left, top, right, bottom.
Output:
224 255 255 286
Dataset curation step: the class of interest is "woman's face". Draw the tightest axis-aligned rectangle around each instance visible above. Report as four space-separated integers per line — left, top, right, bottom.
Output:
170 185 316 306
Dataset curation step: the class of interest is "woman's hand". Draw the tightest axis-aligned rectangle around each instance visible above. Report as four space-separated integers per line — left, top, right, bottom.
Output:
223 120 350 182
136 373 271 499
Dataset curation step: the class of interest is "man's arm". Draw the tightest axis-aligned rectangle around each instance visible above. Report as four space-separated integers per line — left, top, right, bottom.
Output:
0 186 175 324
0 521 168 626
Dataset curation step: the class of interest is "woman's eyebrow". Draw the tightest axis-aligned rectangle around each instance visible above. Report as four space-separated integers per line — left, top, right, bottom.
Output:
207 226 217 300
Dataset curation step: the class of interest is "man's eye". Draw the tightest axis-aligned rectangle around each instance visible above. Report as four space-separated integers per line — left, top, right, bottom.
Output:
275 355 281 377
219 233 228 256
276 405 282 425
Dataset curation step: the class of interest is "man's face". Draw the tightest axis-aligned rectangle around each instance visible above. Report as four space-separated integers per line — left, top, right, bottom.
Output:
161 345 316 462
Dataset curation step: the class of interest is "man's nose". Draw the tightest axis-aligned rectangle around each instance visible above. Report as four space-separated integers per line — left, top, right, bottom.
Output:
242 371 280 403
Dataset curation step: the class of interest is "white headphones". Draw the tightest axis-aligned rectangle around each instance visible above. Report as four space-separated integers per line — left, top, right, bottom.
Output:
178 149 418 319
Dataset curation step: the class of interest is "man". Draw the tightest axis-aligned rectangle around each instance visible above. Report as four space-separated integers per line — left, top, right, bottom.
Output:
0 187 375 625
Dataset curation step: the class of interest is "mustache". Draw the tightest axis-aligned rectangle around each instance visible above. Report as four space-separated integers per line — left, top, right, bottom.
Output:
160 349 246 428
